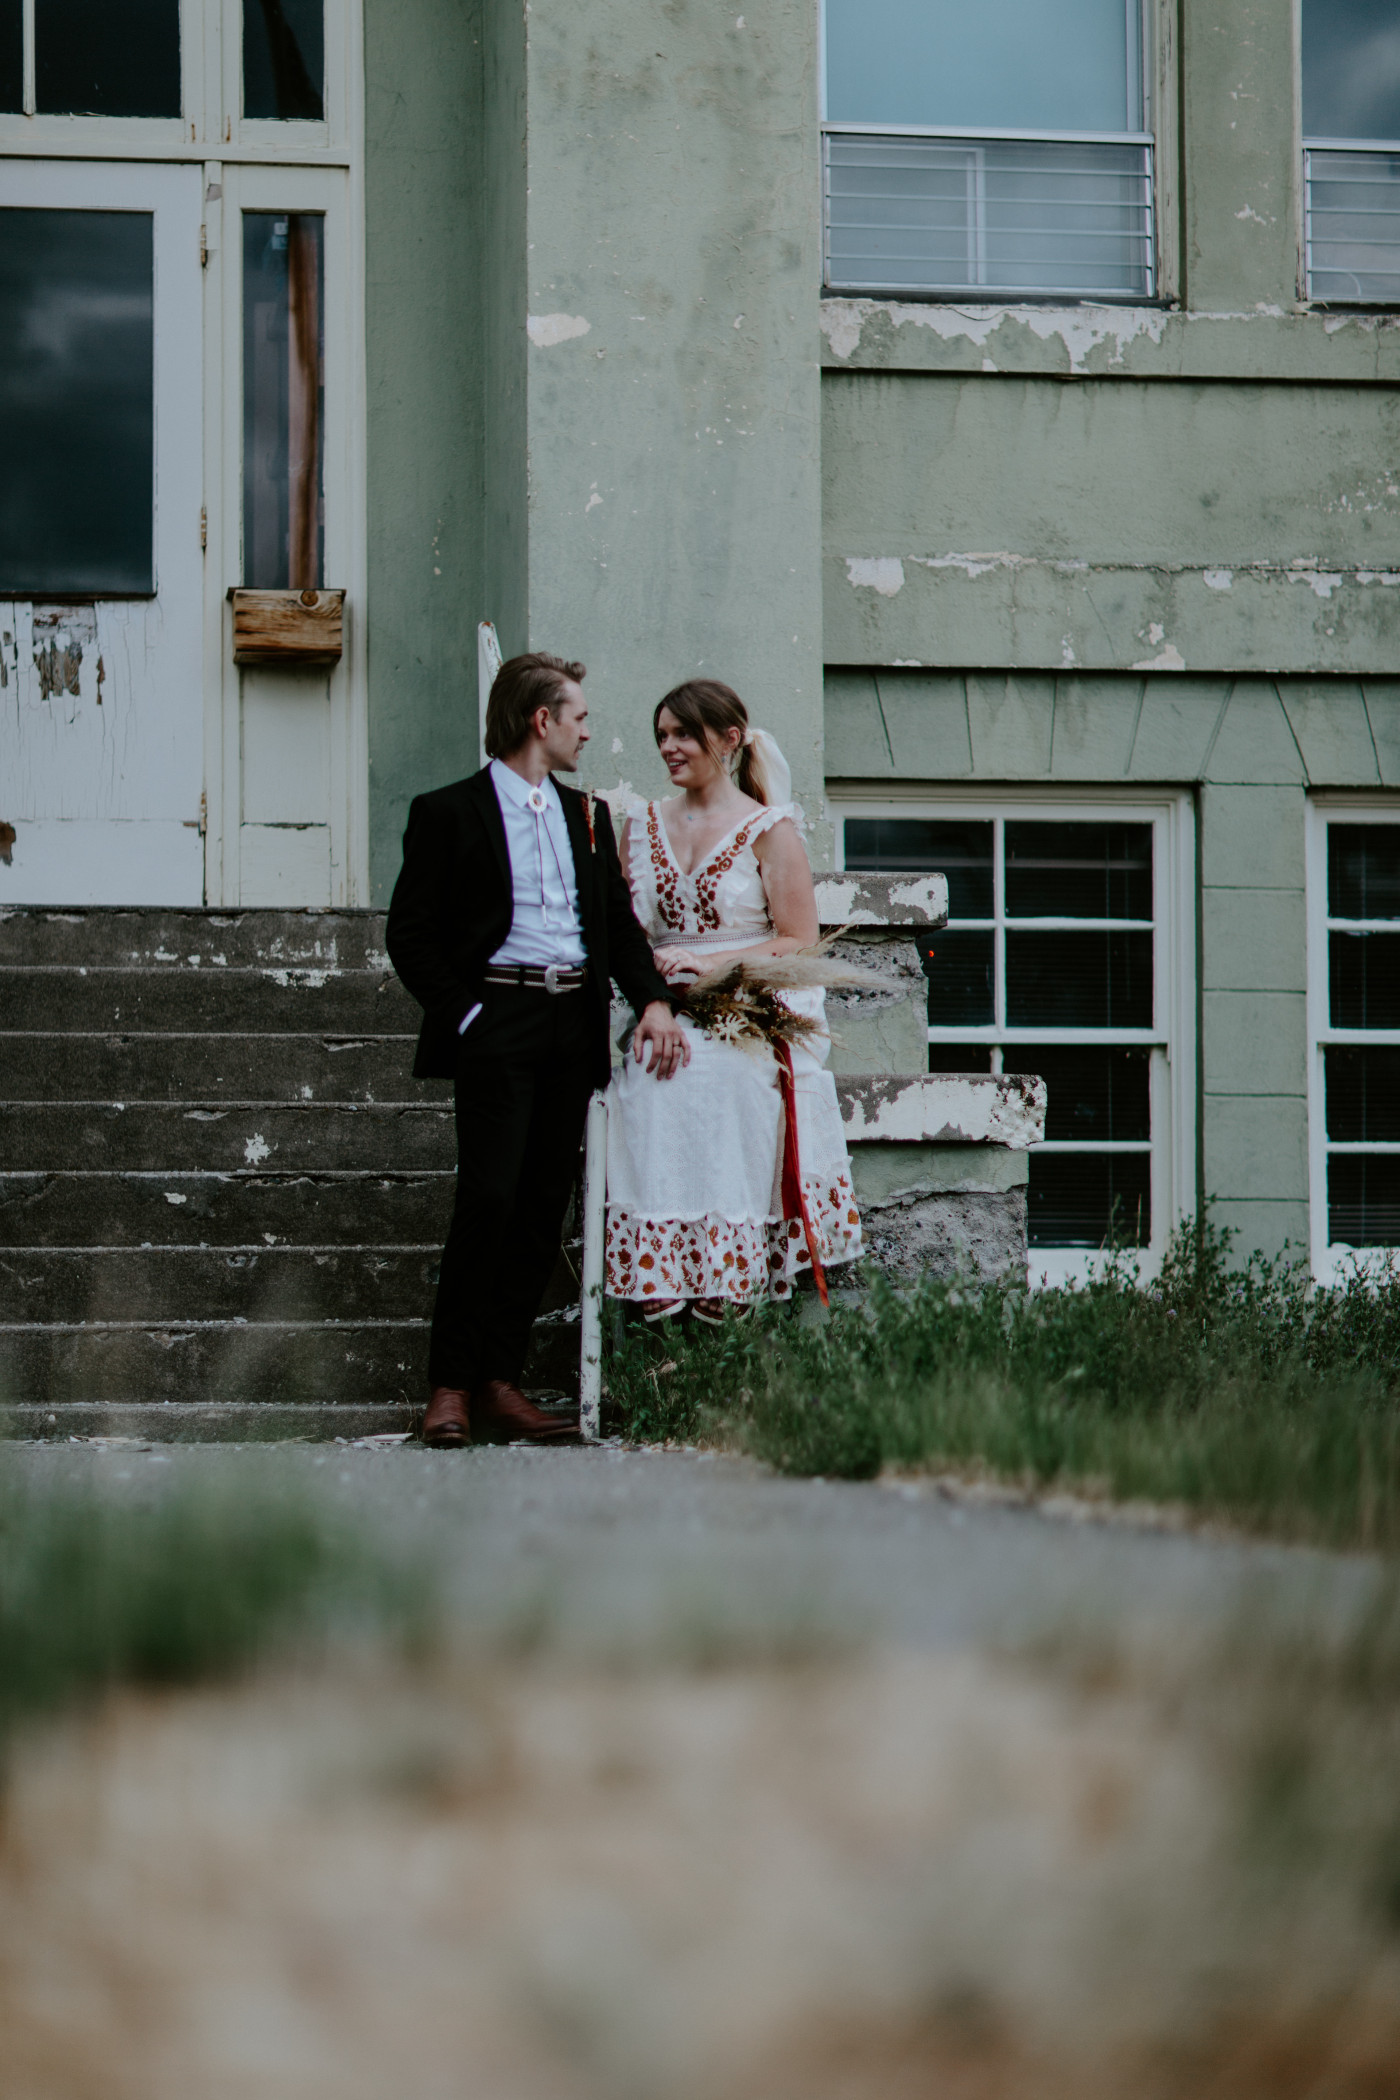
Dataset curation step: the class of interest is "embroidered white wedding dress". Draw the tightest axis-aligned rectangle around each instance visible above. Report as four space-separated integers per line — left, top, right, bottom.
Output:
605 798 863 1305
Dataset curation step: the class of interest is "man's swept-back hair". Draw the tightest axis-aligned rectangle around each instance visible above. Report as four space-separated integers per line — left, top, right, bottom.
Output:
484 652 586 759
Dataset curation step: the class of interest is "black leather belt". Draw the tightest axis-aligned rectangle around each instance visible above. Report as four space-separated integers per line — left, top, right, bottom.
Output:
481 963 586 994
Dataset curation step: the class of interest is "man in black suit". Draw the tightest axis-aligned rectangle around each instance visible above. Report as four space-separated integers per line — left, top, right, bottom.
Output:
386 652 687 1447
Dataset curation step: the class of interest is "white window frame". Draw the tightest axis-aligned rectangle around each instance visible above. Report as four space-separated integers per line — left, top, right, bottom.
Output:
833 787 1196 1284
1305 796 1400 1281
819 0 1172 304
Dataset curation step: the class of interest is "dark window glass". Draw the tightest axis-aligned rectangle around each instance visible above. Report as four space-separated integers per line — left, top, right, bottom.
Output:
928 1042 993 1073
0 211 153 596
1329 932 1400 1029
1328 1155 1400 1247
244 0 324 120
244 213 324 590
1002 1046 1150 1143
1303 0 1400 144
1329 824 1400 920
1029 1153 1151 1249
36 0 180 117
1326 1047 1400 1141
1004 821 1152 920
926 930 994 1026
844 818 994 917
0 0 21 112
1005 930 1153 1028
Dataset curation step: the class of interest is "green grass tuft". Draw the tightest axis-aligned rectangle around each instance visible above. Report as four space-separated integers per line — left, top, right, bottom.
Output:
605 1218 1400 1548
0 1471 427 1742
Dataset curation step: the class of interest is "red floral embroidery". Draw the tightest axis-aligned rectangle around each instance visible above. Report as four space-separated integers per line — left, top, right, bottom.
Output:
606 1173 862 1306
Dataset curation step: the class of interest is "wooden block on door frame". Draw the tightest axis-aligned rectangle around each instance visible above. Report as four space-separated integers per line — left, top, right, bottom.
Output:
229 588 345 665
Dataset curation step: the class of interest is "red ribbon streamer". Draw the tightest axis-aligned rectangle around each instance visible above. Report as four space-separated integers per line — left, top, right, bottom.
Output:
773 1039 829 1308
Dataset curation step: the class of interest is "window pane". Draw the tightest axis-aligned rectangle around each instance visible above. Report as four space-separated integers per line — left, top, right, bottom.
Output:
826 135 1154 300
1029 1153 1151 1248
243 213 325 590
1328 1155 1400 1247
1002 1045 1150 1141
928 1043 994 1073
36 0 180 117
1303 0 1400 142
1307 149 1400 302
1005 930 1152 1027
825 0 1139 132
1005 821 1152 919
926 930 994 1026
844 817 994 915
1329 932 1400 1029
244 0 324 121
0 0 21 112
1328 824 1400 919
0 211 153 596
1326 1047 1400 1142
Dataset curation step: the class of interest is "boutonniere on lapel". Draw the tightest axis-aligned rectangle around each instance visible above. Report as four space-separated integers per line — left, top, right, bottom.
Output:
583 791 597 853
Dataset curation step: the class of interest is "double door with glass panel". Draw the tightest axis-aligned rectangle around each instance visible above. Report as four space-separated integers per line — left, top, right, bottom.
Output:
0 0 357 906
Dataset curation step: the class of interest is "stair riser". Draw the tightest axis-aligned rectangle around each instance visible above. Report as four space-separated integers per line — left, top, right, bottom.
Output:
0 1037 421 1103
0 1104 457 1173
0 1318 580 1405
0 908 387 970
0 970 421 1034
1 1247 441 1325
0 1174 455 1248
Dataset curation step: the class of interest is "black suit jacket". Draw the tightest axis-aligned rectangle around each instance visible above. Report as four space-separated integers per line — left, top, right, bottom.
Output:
385 767 672 1090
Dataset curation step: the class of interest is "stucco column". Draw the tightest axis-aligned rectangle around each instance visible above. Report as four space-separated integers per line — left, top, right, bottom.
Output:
517 0 826 825
1180 0 1303 311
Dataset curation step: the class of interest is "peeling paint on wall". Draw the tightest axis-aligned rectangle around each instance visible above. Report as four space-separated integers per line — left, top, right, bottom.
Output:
0 822 14 866
526 312 591 347
845 556 904 596
819 299 1169 373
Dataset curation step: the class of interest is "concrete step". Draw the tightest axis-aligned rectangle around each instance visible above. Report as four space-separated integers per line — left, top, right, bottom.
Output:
0 1246 441 1325
0 1035 421 1103
0 1311 580 1407
0 1103 456 1174
0 966 421 1035
0 907 387 970
8 1401 420 1441
0 1173 454 1248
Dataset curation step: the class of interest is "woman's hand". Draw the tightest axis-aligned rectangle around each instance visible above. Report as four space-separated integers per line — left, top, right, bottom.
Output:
653 946 701 984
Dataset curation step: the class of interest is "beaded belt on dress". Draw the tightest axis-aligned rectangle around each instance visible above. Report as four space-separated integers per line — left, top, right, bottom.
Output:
481 963 586 993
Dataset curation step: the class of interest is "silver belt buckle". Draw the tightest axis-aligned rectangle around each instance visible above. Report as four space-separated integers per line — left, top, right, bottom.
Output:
543 962 565 995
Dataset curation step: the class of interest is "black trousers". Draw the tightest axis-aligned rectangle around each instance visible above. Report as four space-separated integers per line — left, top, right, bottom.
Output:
428 984 595 1391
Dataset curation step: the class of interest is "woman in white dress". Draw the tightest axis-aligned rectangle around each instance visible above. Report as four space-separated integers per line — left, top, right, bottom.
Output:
605 680 863 1320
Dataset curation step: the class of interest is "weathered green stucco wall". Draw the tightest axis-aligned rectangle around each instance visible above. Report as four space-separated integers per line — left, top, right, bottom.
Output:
515 0 826 824
364 0 484 902
360 0 1397 1260
815 0 1400 1256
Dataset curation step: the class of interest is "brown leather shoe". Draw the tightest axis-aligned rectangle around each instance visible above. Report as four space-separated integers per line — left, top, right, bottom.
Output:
473 1379 582 1446
420 1386 472 1447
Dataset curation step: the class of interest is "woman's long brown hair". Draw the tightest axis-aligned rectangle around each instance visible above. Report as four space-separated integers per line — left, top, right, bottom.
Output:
653 680 771 803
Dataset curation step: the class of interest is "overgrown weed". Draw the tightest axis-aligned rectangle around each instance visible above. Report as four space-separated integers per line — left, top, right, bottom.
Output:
605 1217 1400 1548
0 1468 430 1744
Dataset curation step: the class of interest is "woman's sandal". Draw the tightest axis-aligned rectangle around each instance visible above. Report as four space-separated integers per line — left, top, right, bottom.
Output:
690 1296 753 1327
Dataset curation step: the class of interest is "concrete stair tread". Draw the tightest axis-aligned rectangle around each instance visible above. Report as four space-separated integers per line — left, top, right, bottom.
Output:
0 1102 455 1173
0 1037 425 1102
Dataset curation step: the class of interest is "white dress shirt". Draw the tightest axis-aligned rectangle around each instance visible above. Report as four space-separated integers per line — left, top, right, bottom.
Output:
488 758 588 969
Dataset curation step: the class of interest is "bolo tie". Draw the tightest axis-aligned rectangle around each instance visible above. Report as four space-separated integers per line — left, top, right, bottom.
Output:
526 785 573 927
